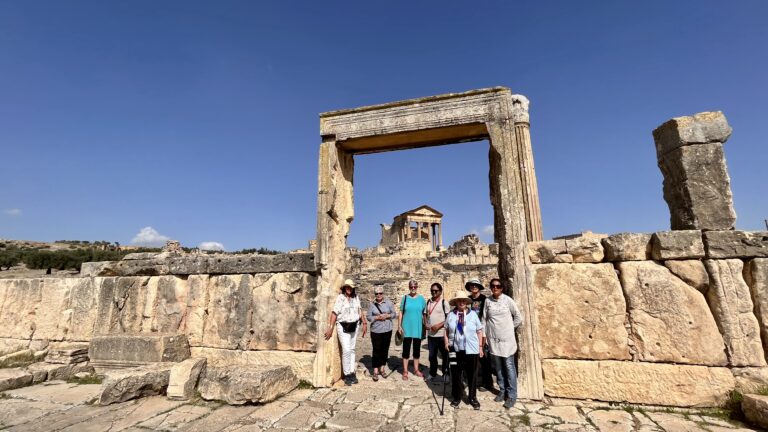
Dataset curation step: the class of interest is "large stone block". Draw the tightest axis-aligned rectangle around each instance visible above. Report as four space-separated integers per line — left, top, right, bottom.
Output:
664 260 709 292
543 359 735 407
247 272 317 351
0 368 33 392
743 394 768 430
653 111 732 156
745 258 768 360
732 367 768 394
202 275 251 349
618 261 726 365
67 277 102 341
167 357 206 401
98 363 173 405
705 259 765 366
657 143 736 230
0 279 42 339
533 263 630 360
0 338 29 356
705 231 768 259
92 277 151 335
651 231 705 260
602 233 652 261
197 365 298 405
565 233 606 263
89 334 190 368
181 275 209 346
190 347 314 382
528 240 571 264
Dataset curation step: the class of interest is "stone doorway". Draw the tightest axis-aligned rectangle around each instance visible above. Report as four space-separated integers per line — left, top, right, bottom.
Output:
313 87 545 399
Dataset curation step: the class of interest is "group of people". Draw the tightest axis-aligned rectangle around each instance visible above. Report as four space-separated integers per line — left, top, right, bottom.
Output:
323 277 523 410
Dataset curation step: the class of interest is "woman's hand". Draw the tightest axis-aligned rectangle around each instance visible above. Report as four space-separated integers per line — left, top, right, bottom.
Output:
479 349 484 358
362 323 368 338
324 327 333 340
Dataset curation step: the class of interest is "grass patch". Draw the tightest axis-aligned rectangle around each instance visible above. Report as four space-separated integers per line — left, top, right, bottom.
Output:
0 393 11 399
755 386 768 396
297 380 315 390
722 390 745 421
514 414 531 426
66 375 102 385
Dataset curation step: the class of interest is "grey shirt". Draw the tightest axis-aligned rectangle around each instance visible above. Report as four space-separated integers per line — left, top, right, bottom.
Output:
367 298 398 333
483 293 523 358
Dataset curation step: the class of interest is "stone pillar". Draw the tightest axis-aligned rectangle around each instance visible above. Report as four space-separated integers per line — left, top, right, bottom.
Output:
427 222 433 249
313 138 354 387
653 111 736 230
438 223 443 250
487 101 544 400
511 95 544 242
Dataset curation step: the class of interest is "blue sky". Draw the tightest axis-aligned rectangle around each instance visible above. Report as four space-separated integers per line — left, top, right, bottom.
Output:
1 1 766 251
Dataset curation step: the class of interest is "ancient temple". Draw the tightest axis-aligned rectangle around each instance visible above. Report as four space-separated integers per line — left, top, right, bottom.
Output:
379 205 443 251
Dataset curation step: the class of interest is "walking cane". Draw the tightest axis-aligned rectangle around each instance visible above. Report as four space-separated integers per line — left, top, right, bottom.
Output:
441 351 457 415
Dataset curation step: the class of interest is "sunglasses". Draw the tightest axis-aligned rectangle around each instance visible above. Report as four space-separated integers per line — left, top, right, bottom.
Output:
490 284 503 288
409 286 418 289
375 292 384 295
430 290 440 293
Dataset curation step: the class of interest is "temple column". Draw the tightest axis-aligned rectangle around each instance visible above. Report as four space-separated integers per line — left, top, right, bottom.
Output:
511 95 543 242
438 223 443 250
427 222 434 250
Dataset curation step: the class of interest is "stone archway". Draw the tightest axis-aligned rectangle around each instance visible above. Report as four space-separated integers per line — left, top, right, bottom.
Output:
313 87 544 399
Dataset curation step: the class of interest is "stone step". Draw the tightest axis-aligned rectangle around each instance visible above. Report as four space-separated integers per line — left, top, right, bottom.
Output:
98 363 174 405
89 334 190 372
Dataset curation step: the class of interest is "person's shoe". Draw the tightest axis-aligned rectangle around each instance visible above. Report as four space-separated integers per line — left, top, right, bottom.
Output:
470 399 481 410
450 399 461 408
343 374 352 386
478 386 487 392
350 374 359 384
372 372 379 382
504 398 516 409
494 392 505 403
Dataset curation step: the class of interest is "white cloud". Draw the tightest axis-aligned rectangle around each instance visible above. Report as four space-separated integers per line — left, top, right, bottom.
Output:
482 225 494 235
3 208 22 216
199 241 225 251
131 226 171 247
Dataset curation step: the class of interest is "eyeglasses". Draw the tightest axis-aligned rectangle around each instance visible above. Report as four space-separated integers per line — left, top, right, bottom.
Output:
490 284 503 289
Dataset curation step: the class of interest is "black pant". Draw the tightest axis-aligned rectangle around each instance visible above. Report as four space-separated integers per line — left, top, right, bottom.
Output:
370 331 392 369
478 347 494 389
450 350 478 402
402 337 421 359
427 336 448 376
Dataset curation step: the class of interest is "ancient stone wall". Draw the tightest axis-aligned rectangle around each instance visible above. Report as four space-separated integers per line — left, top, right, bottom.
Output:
0 253 318 381
532 230 768 407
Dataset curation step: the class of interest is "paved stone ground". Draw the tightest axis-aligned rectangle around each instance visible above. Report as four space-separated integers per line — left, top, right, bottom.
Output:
0 374 759 431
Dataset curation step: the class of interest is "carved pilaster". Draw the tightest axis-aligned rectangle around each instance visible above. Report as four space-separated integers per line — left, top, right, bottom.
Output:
511 94 543 242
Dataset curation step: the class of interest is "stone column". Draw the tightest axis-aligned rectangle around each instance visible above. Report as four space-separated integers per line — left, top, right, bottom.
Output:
511 95 544 242
486 100 544 400
313 138 354 387
438 223 443 250
427 222 434 249
653 111 736 230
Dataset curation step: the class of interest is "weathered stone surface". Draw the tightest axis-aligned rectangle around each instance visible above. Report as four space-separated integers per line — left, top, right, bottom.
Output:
618 261 726 365
190 347 314 382
0 278 42 340
25 362 57 383
198 365 298 405
46 343 89 364
746 259 768 361
89 334 190 368
201 275 251 349
657 142 736 230
247 272 317 351
664 259 709 292
84 253 316 277
0 368 33 391
602 233 652 262
732 368 768 394
653 111 732 156
742 394 768 430
529 239 571 264
651 231 705 260
705 231 768 259
543 359 735 407
0 338 29 356
533 263 630 360
0 349 35 368
564 233 607 263
167 357 206 401
123 252 161 260
706 259 766 367
98 363 173 405
79 261 111 277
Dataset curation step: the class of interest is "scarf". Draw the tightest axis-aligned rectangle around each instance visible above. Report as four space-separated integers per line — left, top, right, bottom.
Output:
457 311 465 335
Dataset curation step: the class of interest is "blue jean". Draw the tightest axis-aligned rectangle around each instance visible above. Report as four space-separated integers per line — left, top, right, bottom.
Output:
492 354 517 402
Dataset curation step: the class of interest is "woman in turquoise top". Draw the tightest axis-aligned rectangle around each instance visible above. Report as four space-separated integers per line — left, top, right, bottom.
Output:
397 279 427 380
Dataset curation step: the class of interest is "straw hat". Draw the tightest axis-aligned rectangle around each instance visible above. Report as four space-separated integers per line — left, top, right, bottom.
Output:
341 279 356 290
464 278 485 292
449 293 473 307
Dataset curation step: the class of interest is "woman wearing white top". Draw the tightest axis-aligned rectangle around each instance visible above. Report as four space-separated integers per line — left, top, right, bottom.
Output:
443 293 484 410
324 279 368 386
483 278 523 408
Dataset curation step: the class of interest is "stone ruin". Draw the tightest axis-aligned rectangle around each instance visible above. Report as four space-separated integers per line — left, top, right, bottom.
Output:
0 88 767 411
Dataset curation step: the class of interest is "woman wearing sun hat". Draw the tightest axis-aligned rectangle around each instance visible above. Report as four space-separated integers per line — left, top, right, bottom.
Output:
324 279 367 386
465 278 494 392
443 292 485 410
